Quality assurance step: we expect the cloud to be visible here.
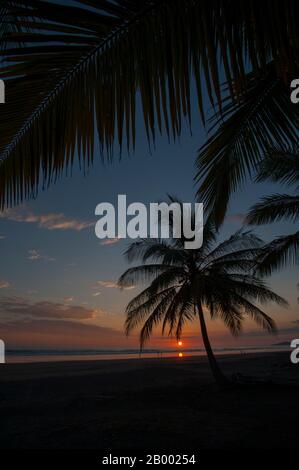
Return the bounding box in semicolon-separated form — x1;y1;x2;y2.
0;280;10;289
100;238;121;246
97;280;135;290
0;318;130;349
0;235;6;240
92;291;101;297
0;208;93;231
26;289;38;295
0;296;96;320
97;280;119;288
28;249;55;262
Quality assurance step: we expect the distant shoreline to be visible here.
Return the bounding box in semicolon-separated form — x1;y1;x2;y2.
4;346;291;365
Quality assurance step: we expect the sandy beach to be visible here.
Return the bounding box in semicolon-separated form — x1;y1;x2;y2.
0;351;298;449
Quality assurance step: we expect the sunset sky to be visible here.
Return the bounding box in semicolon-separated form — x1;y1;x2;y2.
0;103;298;351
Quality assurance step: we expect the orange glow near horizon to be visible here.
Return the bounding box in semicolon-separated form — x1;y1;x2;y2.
178;341;183;346
178;352;183;357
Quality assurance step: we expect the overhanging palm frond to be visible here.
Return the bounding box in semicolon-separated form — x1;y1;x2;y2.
255;231;299;275
247;145;299;273
257;147;299;186
0;2;25;44
195;65;299;226
1;0;299;208
247;194;299;225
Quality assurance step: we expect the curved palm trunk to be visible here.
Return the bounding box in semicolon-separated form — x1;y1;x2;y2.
197;304;228;386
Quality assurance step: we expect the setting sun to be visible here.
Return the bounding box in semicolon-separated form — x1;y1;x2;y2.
178;352;183;358
178;341;183;346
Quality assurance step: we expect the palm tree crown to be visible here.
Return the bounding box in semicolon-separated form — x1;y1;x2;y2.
118;208;287;384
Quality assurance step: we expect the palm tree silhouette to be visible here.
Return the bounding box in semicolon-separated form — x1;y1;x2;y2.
118;203;287;385
0;1;298;209
247;147;299;274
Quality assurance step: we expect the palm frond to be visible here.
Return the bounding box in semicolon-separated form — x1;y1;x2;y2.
161;282;193;336
257;147;299;186
1;1;299;207
256;231;299;275
125;284;177;313
125;286;176;335
138;290;175;348
202;230;263;266
175;298;194;340
124;238;186;265
218;306;243;337
118;263;179;287
234;296;277;334
208;254;261;274
247;194;299;225
195;65;299;226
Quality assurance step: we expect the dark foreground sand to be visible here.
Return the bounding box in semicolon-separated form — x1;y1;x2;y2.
0;351;298;449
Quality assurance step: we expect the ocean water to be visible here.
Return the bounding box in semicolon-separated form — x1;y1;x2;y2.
5;345;290;363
